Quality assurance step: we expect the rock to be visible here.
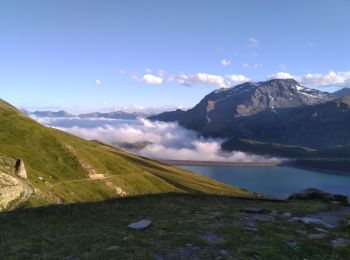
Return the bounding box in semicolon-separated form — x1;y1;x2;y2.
209;211;223;218
296;229;308;236
289;188;348;205
331;238;350;248
315;227;327;233
281;212;292;218
239;207;264;214
165;244;201;259
291;217;334;229
127;219;152;230
287;240;299;250
154;254;164;260
38;176;44;181
106;245;120;251
307;233;327;239
220;249;230;257
15;159;27;179
294;207;350;228
201;233;224;244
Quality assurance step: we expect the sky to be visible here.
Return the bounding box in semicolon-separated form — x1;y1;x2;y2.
1;0;350;112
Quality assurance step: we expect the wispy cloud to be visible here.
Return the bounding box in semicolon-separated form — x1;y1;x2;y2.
133;73;164;85
95;79;101;85
248;38;259;48
220;58;231;66
268;70;350;88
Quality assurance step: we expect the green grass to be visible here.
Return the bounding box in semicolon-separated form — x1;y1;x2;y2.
0;194;349;259
0;99;250;209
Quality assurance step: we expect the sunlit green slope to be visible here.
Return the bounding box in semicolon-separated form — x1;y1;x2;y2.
0;99;250;209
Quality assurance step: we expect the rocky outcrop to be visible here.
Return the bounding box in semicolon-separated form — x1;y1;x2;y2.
15;159;27;179
289;188;348;206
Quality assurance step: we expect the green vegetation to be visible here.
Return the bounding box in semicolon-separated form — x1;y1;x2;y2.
0;99;249;210
0;194;349;259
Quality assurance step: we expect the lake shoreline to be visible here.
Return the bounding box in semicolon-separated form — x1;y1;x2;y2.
158;159;350;175
157;159;283;167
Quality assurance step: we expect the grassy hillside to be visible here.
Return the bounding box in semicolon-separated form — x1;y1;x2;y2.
0;194;349;259
0;99;249;210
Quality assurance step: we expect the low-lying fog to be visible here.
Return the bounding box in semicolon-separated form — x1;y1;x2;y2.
32;116;281;163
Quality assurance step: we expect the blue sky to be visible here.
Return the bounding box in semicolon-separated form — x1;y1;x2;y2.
1;0;350;112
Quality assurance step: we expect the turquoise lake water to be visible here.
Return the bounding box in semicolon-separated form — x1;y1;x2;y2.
178;165;350;199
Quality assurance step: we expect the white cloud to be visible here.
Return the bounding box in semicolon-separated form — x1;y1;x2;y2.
242;63;249;69
221;59;231;66
118;69;126;75
226;74;250;84
176;73;250;88
248;38;259;48
133;74;164;85
145;68;152;73
268;70;350;88
300;71;350;87
268;72;296;80
36;117;281;163
95;80;101;85
177;73;228;88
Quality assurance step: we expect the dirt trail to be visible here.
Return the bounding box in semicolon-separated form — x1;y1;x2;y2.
0;172;34;211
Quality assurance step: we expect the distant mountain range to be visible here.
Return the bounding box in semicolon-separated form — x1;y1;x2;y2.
333;87;350;98
150;79;350;169
28;110;148;120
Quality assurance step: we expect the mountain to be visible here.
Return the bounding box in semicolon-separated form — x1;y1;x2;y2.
78;111;147;120
28;110;147;120
148;109;186;122
222;96;350;151
31;110;74;117
150;79;336;137
0;99;249;210
333;87;350;97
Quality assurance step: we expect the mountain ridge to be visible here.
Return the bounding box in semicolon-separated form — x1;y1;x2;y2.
150;79;336;137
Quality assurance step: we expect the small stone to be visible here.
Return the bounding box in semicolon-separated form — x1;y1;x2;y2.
127;219;152;230
287;240;299;250
38;176;44;181
307;233;327;239
107;245;120;251
210;211;223;218
296;229;308;236
270;210;279;216
154;254;164;260
239;207;264;214
201;233;224;244
291;217;333;229
220;249;230;257
331;238;350;248
315;227;327;233
281;212;292;218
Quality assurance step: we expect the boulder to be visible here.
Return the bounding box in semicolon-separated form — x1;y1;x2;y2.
15;159;27;179
331;238;350;248
239;207;264;214
288;188;348;206
127;219;152;230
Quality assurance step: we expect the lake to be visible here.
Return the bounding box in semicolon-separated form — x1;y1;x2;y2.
177;165;350;199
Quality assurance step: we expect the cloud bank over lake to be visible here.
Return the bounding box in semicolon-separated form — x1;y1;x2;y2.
32;116;281;163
